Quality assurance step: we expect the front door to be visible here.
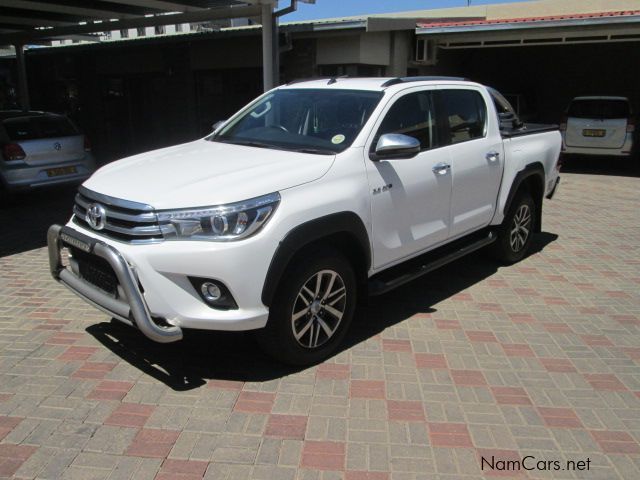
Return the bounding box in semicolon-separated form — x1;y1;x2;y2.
365;88;453;269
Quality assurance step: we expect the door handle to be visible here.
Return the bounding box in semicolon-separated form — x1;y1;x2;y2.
486;151;500;162
432;162;451;175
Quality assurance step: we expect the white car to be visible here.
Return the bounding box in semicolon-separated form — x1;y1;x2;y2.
48;77;561;365
560;96;635;158
0;110;96;194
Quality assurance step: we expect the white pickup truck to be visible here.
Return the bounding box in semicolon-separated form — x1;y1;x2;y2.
48;77;561;365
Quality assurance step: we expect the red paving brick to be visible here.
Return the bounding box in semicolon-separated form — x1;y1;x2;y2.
581;335;614;347
316;363;350;380
265;414;308;439
234;391;275;413
0;416;22;441
591;431;640;454
301;441;345;471
435;319;462;329
584;374;628;391
58;345;99;361
0;444;38;477
451;370;487;386
105;403;155;428
350;380;386;399
538;407;583;429
206;379;244;390
539;358;577;373
467;330;499;342
381;339;412;352
345;471;390;480
155;458;208;480
72;361;117;380
490;387;532;406
501;343;536;357
415;353;448;369
387;400;426;422
428;422;473;448
87;380;134;401
126;429;180;458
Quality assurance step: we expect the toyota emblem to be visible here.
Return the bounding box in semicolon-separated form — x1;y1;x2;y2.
86;203;107;230
54;142;62;151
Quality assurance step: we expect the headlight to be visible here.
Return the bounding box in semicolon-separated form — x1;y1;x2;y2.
157;192;280;241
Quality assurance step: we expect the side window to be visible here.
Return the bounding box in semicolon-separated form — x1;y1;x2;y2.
441;89;487;144
374;91;437;151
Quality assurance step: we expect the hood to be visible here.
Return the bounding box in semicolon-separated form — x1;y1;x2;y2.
83;139;335;209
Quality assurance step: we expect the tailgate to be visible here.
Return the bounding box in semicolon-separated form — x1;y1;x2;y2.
19;135;87;166
565;117;627;149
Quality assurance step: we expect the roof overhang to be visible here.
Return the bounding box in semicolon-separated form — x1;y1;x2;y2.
0;0;275;46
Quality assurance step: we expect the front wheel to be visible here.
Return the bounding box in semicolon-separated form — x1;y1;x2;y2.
256;248;357;366
491;191;535;264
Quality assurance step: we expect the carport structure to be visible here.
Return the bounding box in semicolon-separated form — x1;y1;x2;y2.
0;0;305;111
416;9;640;122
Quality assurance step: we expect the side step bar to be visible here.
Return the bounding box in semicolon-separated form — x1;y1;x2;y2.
368;230;497;296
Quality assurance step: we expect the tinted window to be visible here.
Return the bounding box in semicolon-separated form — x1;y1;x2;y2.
212;89;383;154
374;91;437;151
3;116;78;141
568;99;630;119
441;89;487;144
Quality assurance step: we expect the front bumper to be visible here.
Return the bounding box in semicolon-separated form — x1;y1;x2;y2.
48;223;272;343
48;224;183;343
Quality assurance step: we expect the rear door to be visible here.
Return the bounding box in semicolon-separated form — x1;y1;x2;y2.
2;115;86;166
565;99;629;149
439;87;504;238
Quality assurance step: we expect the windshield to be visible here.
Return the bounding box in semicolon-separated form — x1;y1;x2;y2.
568;99;630;119
208;88;383;154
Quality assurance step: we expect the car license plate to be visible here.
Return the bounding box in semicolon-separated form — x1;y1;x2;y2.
582;129;606;138
47;166;77;177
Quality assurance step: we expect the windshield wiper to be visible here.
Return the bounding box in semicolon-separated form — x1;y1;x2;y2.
215;138;277;149
291;147;336;155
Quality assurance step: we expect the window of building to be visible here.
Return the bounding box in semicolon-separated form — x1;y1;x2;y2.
374;91;437;151
440;89;487;144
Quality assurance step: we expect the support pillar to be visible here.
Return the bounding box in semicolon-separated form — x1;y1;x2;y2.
15;44;30;112
261;3;275;91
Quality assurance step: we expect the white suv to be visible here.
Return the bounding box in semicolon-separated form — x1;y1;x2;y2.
48;77;561;365
560;96;635;158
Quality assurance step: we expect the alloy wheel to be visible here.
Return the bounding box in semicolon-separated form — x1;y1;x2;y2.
509;204;531;252
291;269;347;348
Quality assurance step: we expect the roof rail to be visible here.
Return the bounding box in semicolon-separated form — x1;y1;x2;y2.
381;76;468;87
286;77;332;85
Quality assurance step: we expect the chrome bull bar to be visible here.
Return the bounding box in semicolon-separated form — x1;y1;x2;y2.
47;224;183;343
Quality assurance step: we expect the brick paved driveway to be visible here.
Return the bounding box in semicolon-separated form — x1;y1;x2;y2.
0;170;639;479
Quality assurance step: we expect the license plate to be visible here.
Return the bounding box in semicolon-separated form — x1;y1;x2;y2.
582;129;606;138
47;166;77;177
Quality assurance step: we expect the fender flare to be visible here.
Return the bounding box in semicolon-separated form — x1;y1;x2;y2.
261;212;371;307
503;162;545;232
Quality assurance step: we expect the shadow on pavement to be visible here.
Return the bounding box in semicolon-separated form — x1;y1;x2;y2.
0;186;77;257
560;155;639;178
86;232;558;391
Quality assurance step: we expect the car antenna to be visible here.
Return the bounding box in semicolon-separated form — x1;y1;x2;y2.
327;75;348;85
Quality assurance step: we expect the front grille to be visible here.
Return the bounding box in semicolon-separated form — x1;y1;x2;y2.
71;247;119;297
72;187;163;243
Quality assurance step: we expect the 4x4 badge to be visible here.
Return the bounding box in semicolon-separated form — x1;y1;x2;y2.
372;183;393;195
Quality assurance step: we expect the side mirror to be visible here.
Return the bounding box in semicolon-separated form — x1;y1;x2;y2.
371;133;420;161
212;120;226;132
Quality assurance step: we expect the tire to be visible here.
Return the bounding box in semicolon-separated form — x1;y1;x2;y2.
491;190;536;264
255;247;357;366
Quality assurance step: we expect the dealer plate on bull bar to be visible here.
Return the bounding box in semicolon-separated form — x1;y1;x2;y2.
60;226;94;253
582;129;606;137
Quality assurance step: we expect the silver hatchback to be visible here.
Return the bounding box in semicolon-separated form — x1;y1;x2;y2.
0;111;96;193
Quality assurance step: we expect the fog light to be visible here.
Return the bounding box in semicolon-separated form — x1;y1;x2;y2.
189;277;238;310
201;282;222;301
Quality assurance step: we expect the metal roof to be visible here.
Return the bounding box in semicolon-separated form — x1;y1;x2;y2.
0;0;270;46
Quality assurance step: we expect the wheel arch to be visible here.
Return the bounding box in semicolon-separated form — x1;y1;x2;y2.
503;162;545;233
261;212;371;307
